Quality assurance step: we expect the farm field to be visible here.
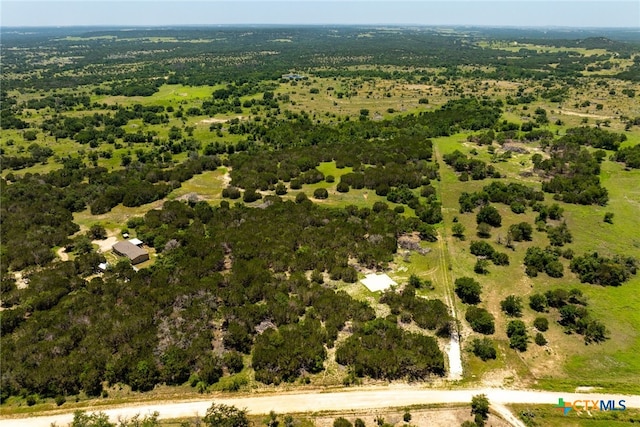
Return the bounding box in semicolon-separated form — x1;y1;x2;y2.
1;25;640;425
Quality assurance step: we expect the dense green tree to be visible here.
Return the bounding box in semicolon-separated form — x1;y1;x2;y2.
476;205;502;227
455;277;482;304
204;403;250;427
465;307;495;334
470;338;497;361
529;293;548;312
500;295;523;317
471;394;490;425
313;188;329;199
533;317;549;332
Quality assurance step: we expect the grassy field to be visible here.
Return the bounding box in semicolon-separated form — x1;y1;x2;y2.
508;404;640;426
422;128;640;393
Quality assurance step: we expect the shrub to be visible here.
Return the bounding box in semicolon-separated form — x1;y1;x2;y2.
455;277;482;304
452;222;465;239
465;307;495;334
275;182;287;195
477;223;492;238
222;186;241;199
242;188;262;203
529;293;548;312
471;394;490;423
333;417;353;427
474;259;489;274
476;205;502;227
533;317;549;332
491;252;510;266
313;188;329;199
470;337;497;361
534;332;547;346
290;179;302;190
470;240;494;257
509;222;533;241
295;192;308;203
500;295;523;317
336;181;350;193
507;320;529;351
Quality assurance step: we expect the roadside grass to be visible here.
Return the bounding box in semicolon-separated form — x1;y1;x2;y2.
508;404;640;427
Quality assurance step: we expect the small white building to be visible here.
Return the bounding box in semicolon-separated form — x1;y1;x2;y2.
128;238;143;247
360;273;397;292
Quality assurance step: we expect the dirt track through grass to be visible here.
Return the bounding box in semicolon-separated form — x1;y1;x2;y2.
433;144;463;380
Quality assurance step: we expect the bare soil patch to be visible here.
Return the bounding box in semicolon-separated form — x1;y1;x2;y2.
93;236;118;253
56;247;69;261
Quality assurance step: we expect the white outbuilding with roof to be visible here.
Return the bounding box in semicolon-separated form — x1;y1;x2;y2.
128;238;143;246
360;273;397;292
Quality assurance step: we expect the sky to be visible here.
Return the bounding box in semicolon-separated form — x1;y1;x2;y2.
2;0;639;28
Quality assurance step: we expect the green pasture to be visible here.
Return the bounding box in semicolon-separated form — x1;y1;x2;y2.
430;131;640;393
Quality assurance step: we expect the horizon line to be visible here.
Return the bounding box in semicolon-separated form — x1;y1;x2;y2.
3;24;639;29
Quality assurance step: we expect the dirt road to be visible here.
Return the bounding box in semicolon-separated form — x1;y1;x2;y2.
3;386;639;427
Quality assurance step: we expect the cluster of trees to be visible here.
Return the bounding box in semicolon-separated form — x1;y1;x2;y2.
546;222;572;246
459;182;546;218
508;222;533;242
469;240;510;270
443;150;501;181
380;286;452;335
455;277;482;304
535;138;609;205
465;307;495;335
478;181;544;212
469;337;497;361
613;144;640;168
252;318;327;384
506;320;529;352
529;288;608;344
0;91;28;130
1;142;54;171
96;79;163;97
3;196;421;400
59;403;251;427
23;93;91;111
335;318;445;380
0;176;80;271
570;252;637;286
524;246;566;278
561;126;627;151
227;125;435;193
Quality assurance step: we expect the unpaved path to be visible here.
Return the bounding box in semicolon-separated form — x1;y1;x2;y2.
558;109;614;120
56;247;69;261
433;141;463;381
3;387;639;427
491;403;527;427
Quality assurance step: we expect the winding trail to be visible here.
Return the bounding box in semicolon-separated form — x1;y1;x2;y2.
3;386;639;427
